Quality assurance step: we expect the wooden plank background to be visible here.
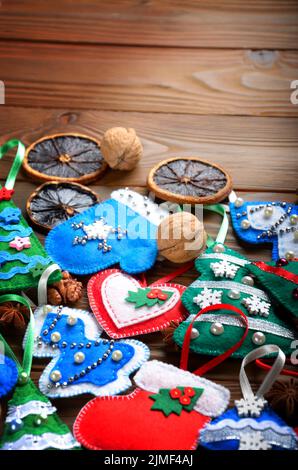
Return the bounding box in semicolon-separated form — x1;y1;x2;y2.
0;1;297;434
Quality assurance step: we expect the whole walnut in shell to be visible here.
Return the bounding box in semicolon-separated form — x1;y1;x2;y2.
157;212;206;263
100;127;142;170
48;271;83;305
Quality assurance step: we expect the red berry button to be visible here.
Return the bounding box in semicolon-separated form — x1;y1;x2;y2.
184;387;195;398
158;292;168;301
179;395;191;406
169;388;182;399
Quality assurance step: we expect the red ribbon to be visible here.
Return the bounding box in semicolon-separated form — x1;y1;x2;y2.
140;261;194;288
180;303;249;376
256;359;298;378
254;261;298;285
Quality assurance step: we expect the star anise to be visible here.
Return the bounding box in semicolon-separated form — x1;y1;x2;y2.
161;320;180;349
0;302;30;331
265;379;298;425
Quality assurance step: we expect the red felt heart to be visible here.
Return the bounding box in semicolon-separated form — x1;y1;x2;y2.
74;388;209;450
87;269;187;338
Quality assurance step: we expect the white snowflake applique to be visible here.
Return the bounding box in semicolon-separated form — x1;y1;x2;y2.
193;287;223;308
72;217;127;253
210;260;240;279
242;295;270;317
239;431;272;450
235;396;267;418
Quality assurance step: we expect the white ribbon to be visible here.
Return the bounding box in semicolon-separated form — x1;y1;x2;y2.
37;264;61;306
239;344;286;401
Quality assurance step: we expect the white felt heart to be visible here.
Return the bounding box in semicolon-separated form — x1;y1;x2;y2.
101;272;180;329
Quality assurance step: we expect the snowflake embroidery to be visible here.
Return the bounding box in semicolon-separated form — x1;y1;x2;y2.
242;295;270;317
193;287;223;308
235;396;267;418
210;260;240;279
72;218;127;253
239;431;272;450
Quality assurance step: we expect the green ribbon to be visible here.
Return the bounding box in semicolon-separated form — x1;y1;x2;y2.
0;139;26;190
0;294;34;376
204;203;229;247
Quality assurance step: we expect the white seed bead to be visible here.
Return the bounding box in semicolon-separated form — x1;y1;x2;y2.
252;332;265;345
228;289;241;300
234;197;244;208
241;219;250;230
50;332;61;343
74;352;85;364
210;322;224;336
67;315;78;326
263;207;273;218
213;244;225;253
290;214;298;225
111;350;123;362
50;370;62;382
286;251;295;261
190;328;199;339
241;275;254;287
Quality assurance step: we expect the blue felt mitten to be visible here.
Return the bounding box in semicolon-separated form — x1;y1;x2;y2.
230;197;298;261
24;305;150;398
45;189;169;275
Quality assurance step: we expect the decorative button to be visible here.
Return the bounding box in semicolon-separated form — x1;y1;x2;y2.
276;258;288;267
111;350;123;362
74;352;85;364
50;370;62;382
290;214;298;225
263;206;273;218
241;275;254;287
241;219;250;230
170;388;182;399
51;331;61;343
285;251;295;261
252;332;265;345
234;198;244;208
67;315;78;326
190;328;199;339
213;244;225;253
210;322;224;336
8;419;24;434
18;371;29;385
228;289;241;300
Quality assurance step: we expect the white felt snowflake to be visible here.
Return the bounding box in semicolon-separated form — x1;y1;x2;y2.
72;218;127;253
83;220;114;240
235;396;267;418
210;260;240;279
193;287;223;308
242;295;270;317
239;432;272;450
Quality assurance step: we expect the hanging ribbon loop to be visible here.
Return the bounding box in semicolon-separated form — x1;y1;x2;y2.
180;303;249;376
239;344;286;401
0;294;34;376
37;263;61;306
204;204;229;247
0;139;26;190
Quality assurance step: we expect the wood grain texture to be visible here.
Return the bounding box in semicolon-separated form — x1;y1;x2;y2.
0;0;298;49
1;42;297;116
0;107;297;192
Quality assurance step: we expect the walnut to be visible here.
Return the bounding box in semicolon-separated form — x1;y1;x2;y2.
48;271;83;305
100;127;142;170
157;212;207;263
0;302;29;331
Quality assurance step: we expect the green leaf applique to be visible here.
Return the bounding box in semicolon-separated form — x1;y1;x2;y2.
125;287;173;308
149;386;204;417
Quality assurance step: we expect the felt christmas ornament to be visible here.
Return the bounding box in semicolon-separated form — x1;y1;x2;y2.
87;263;192;338
45;187;169;275
229;191;298;261
0;139;61;293
200;345;298;450
23;268;150;398
248;258;298;328
0;355;18;398
73;305;248;450
173;242;296;358
0;294;79;450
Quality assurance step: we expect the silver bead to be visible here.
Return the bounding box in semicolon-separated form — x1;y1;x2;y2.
74;352;85;364
290;214;298;225
111;350;123;362
50;332;61;343
252;331;265;345
241;219;250;230
67;315;78;326
228;289;241;300
263;207;273;218
213;244;225;253
190;328;199;339
241;275;254;287
286;250;295;261
50;370;62;382
234;197;244;208
210;322;224;336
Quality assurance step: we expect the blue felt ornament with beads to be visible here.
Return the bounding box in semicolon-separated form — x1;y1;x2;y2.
199;345;297;451
45;188;169;275
24;303;150;398
229;192;298;262
0;354;18;398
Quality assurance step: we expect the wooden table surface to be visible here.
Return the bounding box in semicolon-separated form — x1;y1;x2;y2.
0;1;297;433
